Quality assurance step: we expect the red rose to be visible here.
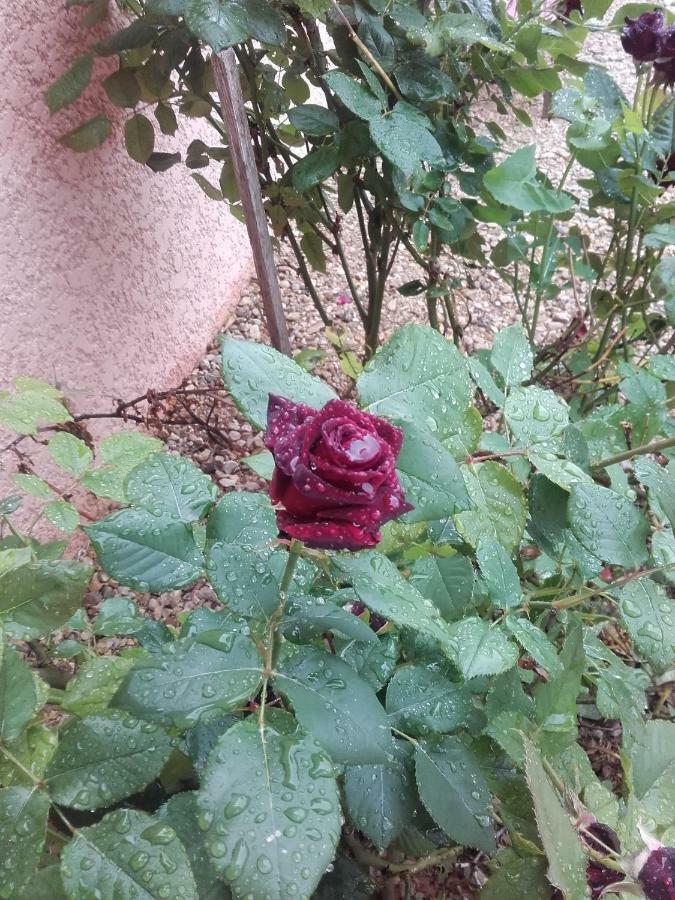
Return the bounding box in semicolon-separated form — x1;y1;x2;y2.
264;395;412;550
639;847;675;900
655;25;675;86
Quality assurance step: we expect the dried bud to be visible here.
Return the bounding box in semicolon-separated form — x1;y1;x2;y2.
621;9;664;62
638;847;675;900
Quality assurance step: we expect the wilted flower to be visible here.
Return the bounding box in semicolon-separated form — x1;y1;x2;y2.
655;24;675;85
621;9;664;62
264;395;412;550
336;293;350;306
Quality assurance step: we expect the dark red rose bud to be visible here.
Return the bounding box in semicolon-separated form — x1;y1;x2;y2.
369;613;386;632
587;861;622;898
583;822;621;855
264;395;413;551
621;9;664;62
349;601;366;617
638;847;675;900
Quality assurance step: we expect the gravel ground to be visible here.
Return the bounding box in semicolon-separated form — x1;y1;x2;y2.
60;15;640;897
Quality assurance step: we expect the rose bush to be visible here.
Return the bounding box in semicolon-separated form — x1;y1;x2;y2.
1;324;675;898
265;395;411;550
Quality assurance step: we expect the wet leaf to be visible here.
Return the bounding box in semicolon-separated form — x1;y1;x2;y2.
274;644;393;764
60;808;198;899
114;630;262;729
125;453;217;523
45;712;172;809
0;787;49;897
198;714;340;899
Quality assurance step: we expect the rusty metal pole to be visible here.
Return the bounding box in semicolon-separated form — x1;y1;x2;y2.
212;49;291;355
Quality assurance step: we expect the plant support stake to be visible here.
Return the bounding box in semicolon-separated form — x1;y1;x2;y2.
212;49;291;355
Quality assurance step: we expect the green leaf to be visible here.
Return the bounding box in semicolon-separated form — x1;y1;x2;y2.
20;864;68;900
504;386;569;446
44;54;93;114
93;596;143;636
386;665;479;735
48;432;93;477
369;113;443;176
323;71;382;120
447;617;518;679
184;0;284;49
191;172;223;200
45;712;172;809
357;324;471;436
455;461;527;551
10;474;53;500
288;105;339;136
61;808;198;899
197;714;340;898
300;230;326;272
568;482;648;568
206;544;286;617
103;69;141;107
415;735;495;852
527;451;591;491
491;324;533;389
467;356;504;406
124;114;155;163
281;594;377;644
220;336;336;430
58;114;112;152
154;101;178;135
484;147;574;213
43;500;79;533
60;656;134;717
396;423;470;523
334;631;399;691
292;144;340;191
0;787;49;897
0;560;91;639
635;458;675;530
81;432;163;502
408;553;476;622
241;450;274;480
476;537;521;609
628;720;675;797
334;552;455;655
84;510;204;592
274;644;393;764
534;622;585;755
482;848;551;900
113;631;262;729
504;617;563;676
0;381;71;435
523;737;589;899
205;492;276;545
125;452;217;523
156;793;229;900
0;639;40;742
618;578;675;672
343;743;416;850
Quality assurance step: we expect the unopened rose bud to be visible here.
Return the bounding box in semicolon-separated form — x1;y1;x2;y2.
655;25;675;86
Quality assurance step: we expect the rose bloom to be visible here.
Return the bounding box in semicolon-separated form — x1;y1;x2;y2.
621;10;664;62
264;395;412;550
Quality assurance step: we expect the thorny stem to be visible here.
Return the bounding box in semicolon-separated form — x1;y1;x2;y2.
258;539;302;727
526;563;675;611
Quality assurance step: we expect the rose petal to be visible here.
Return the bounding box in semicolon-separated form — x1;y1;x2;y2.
264;395;316;453
276;511;380;551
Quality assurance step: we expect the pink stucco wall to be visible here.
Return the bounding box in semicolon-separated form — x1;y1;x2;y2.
0;2;252;413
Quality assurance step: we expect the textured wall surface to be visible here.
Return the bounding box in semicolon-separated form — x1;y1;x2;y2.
0;2;252;413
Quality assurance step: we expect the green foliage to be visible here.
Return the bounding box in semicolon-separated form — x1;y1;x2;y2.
1;323;674;897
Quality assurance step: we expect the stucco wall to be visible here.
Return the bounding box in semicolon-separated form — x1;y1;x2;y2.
0;2;252;414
